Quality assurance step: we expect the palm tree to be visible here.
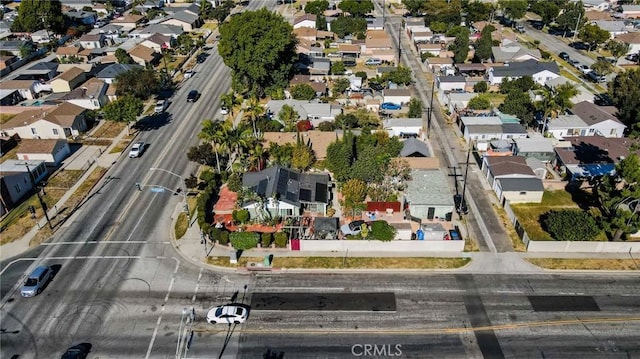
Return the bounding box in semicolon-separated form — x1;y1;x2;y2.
248;143;266;171
198;119;230;173
225;126;255;171
537;83;577;133
244;96;265;137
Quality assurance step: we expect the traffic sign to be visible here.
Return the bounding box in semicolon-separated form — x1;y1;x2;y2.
150;187;165;193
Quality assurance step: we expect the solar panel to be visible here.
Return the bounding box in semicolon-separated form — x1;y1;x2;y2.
315;183;328;202
299;188;312;201
257;179;268;195
277;172;289;195
285;192;297;203
289;172;299;181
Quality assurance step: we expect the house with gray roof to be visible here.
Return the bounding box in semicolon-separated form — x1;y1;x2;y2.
241;165;331;218
491;45;541;63
399;137;431;157
403;169;454;221
95;63;143;84
488;59;560;86
160;9;201;32
265;99;342;127
0;40;33;57
512;136;555;162
129;23;184;40
495;177;544;204
481;156;543;204
383;118;423;138
459;116;527;142
546;114;591;139
568;101;626;138
590;20;629;38
0;20;12;40
436;75;467;92
20;62;59;81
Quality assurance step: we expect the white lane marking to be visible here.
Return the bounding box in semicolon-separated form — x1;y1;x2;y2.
40;241;171;245
146;258;181;359
192;268;203;303
496;290;524;294
125;194;159;242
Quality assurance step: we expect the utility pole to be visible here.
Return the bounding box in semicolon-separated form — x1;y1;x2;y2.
428;79;435;137
448;166;462;195
382;0;385;29
397;23;402;67
25;163;53;230
461;146;472;205
572;11;582;43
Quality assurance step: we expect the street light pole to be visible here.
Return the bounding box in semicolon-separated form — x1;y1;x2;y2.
149;167;191;226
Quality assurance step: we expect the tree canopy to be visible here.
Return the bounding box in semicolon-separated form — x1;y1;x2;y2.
290;83;316;100
542;209;601;241
102;95;143;125
305;0;329;15
579;23;610;51
115;68;160;99
450;27;470;63
424;0;461;29
608;68;640;134
556;1;585;33
329;16;366;38
338;0;374;17
498;0;528;20
11;0;65;34
219;8;298;97
499;89;535;126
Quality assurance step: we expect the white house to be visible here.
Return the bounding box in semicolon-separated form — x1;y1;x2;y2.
382;89;412;105
488;59;560;86
16;139;71;166
591;20;629;38
621;5;640;18
293;14;317;29
546;114;592;139
614;32;640;55
78;33;106;49
0;160;48;213
382;118;423;138
59;77;108;110
403;169;455;221
30;29;51;44
568;101;627;138
436;76;467;92
481;156;541;203
265;99;342;127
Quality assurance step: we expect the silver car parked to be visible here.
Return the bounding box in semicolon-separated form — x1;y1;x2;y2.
21;265;52;297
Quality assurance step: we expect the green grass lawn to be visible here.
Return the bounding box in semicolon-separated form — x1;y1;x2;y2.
484;93;507;107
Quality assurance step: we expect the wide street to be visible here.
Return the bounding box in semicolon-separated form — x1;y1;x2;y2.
1;2;639;359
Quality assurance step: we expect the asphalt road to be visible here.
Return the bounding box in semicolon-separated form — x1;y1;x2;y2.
0;1;268;358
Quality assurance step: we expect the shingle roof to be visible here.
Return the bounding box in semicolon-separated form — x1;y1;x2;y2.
492;46;541;63
491;59;560;77
17;139;65;153
55;66;85;82
497;177;544;192
400;138;431;157
485;156;535;176
95;63;142;79
570;101;625;126
242;165;330;207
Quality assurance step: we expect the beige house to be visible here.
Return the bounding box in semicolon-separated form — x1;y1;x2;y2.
0;80;41;100
1;102;88;140
141;33;172;52
112;14;145;31
16;139;71;166
59;77;109;110
56;46;83;61
129;44;159;66
51;67;86;93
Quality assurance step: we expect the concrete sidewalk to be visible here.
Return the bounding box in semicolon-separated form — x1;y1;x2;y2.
0;128;130;261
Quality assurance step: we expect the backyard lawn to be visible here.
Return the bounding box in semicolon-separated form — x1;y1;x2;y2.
511;190;580;241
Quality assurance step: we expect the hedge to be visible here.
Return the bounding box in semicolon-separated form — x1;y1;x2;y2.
261;232;273;247
230;232;259;250
274;232;288;248
219;231;229;245
368;221;397;241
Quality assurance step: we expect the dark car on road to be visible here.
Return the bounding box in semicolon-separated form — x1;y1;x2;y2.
187;90;199;102
559;52;570;61
61;344;90;359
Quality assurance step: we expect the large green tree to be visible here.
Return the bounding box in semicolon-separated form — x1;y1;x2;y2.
211;0;234;24
424;0;461;28
290;83;316;100
579;23;610;51
329;16;366;38
498;0;528;21
115;48;134;64
464;1;493;24
338;0;374;17
407;98;423;118
219;9;298;98
542;209;601;241
529;1;560;26
451;27;470;63
593;154;640;241
115;68;159;99
591;59;614;76
499;89;535;126
402;0;425;17
608;68;640;134
11;0;65;34
304;0;329;16
556;1;585;34
606;40;630;63
102;95;143;127
474;25;495;62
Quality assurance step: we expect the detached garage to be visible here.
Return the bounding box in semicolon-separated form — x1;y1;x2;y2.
16;139;71;166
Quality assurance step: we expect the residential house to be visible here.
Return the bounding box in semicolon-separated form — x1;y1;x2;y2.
544;76;593;104
289;74;327;97
112;14;145;32
481;156;543;204
20;62;59;81
512;136;556;162
444;92;477;114
424;57;454;75
95;63;143;84
1;80;43;100
16;139;71;166
546;114;592;139
416;43;446;57
0;89;22;105
262;131;342;160
621;5;640;18
383;118;423;138
133;0;164;13
403;169;455;221
97;24;125;40
308;57;331;76
1;102;88;140
293;14;317;29
160;10;201;32
294;27;318;43
459;116;527;142
436;76;467;92
383;89;412;105
30;29;51;44
50;67;86;93
491;45;541;63
456;63;489;77
364;30;394;61
399;137;431;157
129;23;184;39
265;99;342;127
56;46;84;62
488;59;560;86
64;10;97;26
406;25;433;43
141;33;173;52
129;44;159;66
569;101;626;138
0;40;31;57
0;160;48;213
241;165;331;217
553;136;639;181
79;34;106;49
338;44;361;58
613;32;640;55
591;20;628;38
366;17;384;30
582;0;613;12
59;77;108;110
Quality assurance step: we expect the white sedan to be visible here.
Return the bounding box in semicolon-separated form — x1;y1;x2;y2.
206;304;250;324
